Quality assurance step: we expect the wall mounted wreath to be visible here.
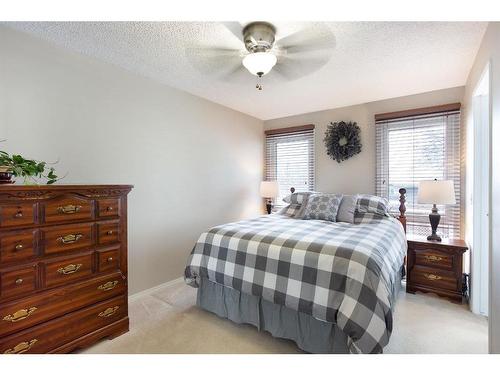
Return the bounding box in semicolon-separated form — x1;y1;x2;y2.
324;121;362;163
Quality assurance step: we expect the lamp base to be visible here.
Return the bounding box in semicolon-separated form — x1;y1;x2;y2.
427;205;442;242
266;202;272;215
427;233;442;242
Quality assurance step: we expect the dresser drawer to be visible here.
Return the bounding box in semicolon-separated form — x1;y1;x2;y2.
0;203;37;228
0;295;127;354
98;248;120;273
410;266;458;292
0;272;125;338
0;229;37;264
42;195;93;224
97;221;120;246
43;252;94;289
41;222;94;256
97;199;120;219
413;248;454;270
0;265;37;300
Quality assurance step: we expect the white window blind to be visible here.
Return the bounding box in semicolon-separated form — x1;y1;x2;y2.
375;109;461;238
265;126;315;203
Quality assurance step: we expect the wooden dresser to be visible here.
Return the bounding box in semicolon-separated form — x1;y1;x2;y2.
406;235;468;303
0;185;132;354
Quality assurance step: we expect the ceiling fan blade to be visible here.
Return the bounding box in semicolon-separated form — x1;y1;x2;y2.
221;22;244;42
276;24;336;55
185;46;243;77
271;54;331;81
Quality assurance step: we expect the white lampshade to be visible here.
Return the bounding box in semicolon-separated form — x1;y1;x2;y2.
417;180;456;205
242;52;277;76
260;181;279;198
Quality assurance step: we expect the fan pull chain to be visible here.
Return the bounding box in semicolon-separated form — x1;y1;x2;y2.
255;76;263;91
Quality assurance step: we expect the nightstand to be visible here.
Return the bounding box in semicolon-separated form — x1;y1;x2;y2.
406;235;468;303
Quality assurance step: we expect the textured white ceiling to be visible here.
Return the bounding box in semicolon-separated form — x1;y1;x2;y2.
6;22;487;120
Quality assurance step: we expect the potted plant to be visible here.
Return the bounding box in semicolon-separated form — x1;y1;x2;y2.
0;150;60;185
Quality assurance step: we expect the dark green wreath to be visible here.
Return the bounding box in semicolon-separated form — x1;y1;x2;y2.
324;121;362;163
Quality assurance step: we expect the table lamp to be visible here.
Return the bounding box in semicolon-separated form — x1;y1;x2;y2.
260;181;279;214
417;179;456;241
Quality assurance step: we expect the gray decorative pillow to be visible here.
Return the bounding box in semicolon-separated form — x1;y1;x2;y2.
355;194;390;216
336;195;356;223
277;204;302;217
300;193;343;222
283;191;316;205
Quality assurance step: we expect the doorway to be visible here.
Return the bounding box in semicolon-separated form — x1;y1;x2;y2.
471;62;491;316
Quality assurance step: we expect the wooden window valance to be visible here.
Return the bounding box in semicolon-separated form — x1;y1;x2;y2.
374;103;461;122
264;124;315;136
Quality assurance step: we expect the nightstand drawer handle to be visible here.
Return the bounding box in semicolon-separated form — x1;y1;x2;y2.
57;263;82;275
57;233;83;244
424;255;444;262
424;273;442;281
3;307;37;323
98;281;118;291
4;339;38;354
98;306;119;318
57;205;81;214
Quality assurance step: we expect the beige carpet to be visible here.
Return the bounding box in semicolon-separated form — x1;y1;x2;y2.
81;280;488;354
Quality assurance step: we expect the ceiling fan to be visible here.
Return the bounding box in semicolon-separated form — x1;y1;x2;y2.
185;22;336;90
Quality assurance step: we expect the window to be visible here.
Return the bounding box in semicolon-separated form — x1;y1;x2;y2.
375;105;462;238
265;125;315;204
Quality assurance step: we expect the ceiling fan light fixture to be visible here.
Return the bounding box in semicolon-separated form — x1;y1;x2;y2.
242;52;277;77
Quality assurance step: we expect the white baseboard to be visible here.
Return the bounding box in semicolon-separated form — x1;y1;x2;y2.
128;276;184;303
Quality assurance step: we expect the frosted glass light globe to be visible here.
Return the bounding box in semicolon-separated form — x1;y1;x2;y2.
242;52;277;76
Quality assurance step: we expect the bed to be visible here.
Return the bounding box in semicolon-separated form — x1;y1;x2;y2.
184;189;408;354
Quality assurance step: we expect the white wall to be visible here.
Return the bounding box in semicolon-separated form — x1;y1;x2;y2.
463;22;500;354
0;26;264;294
264;87;464;195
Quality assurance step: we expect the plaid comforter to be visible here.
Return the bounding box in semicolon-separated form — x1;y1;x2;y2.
184;214;406;353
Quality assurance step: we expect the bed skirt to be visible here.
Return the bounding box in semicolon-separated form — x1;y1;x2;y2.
196;277;350;353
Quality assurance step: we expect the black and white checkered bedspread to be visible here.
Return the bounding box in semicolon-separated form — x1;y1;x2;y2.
184;214;407;353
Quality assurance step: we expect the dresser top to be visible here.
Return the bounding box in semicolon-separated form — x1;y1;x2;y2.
0;184;133;190
407;234;468;249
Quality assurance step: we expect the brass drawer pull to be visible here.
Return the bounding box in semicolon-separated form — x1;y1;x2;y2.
14;211;23;218
97;281;118;291
106;206;114;212
424;273;442;281
424;255;444;262
3;307;37;323
57;233;83;244
4;339;38;354
98;306;119;318
107;257;113;262
57;204;82;214
57;263;82;275
15;278;23;285
106;230;113;235
15;243;24;251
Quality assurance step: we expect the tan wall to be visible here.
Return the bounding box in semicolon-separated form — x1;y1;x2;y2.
462;22;500;353
0;27;264;295
264;86;464;195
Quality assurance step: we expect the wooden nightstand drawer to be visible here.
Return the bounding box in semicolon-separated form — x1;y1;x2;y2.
406;235;468;303
413;248;453;270
410;266;458;291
